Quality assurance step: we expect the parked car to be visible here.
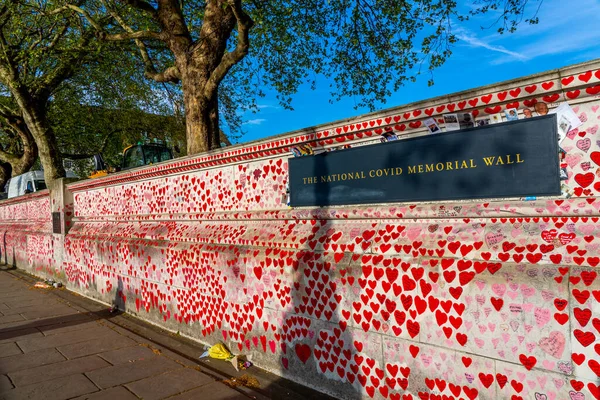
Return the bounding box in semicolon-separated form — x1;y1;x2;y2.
6;170;77;199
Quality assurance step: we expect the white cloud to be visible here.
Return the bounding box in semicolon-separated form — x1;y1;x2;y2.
491;29;600;65
244;118;267;125
454;0;600;66
455;29;528;61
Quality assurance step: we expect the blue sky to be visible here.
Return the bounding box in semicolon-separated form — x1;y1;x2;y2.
236;0;600;144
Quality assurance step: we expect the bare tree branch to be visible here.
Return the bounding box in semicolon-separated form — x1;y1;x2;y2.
100;30;163;41
145;65;181;82
0;29;18;82
0;103;17;120
49;4;104;31
0;146;20;164
0;110;37;166
47;24;69;51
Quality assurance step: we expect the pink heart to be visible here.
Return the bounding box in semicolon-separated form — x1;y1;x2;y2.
569;392;585;400
566;129;578;140
576;138;591;152
565;153;582;167
492;283;506;297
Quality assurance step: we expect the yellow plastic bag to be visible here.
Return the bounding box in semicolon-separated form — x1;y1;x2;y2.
208;343;234;360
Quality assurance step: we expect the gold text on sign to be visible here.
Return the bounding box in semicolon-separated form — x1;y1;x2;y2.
300;154;524;184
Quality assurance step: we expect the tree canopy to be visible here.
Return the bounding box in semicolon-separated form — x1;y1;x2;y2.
0;0;543;186
0;0;185;185
62;0;542;154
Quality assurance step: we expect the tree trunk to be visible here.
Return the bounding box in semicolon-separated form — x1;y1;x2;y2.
7;85;65;185
0;163;11;190
181;63;224;154
35;130;65;185
11;122;38;177
182;77;215;154
0;119;38;179
167;0;238;155
19;104;65;185
10;146;36;177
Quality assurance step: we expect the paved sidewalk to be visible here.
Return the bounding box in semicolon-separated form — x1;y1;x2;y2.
0;268;326;400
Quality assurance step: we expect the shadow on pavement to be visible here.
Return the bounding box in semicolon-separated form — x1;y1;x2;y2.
0;268;123;341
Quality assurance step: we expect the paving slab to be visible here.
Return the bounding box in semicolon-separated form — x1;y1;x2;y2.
98;339;198;369
85;356;182;389
17;325;121;353
0;293;47;303
0;314;25;326
0;373;99;400
167;381;249;400
0;312;90;333
8;355;110;387
0;269;330;400
2;298;55;310
0;342;21;358
0;327;43;344
1;303;73;316
20;306;77;320
37;320;99;336
57;333;139;360
0;374;13;392
96;344;157;365
71;385;139;400
125;367;215;400
0;347;65;374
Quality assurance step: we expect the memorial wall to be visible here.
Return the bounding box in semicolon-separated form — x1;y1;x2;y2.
2;59;600;399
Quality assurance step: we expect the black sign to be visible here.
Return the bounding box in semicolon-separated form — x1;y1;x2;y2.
289;115;560;207
52;212;62;234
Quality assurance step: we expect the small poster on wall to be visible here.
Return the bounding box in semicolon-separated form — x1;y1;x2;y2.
444;113;474;131
458;112;475;129
504;109;519;121
550;102;582;143
443;114;460;131
380;131;399;142
490;113;503;124
424;117;441;134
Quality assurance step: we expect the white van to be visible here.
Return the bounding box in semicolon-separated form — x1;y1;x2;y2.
5;170;77;199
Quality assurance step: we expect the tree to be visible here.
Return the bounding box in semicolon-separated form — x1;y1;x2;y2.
48;50;188;177
0;0;189;186
61;0;542;156
0;0;107;185
0;97;38;187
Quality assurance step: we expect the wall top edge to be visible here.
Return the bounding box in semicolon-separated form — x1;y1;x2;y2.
0;190;49;206
67;58;600;192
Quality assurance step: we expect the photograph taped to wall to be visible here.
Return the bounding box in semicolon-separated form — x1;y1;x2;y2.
490;113;503;124
457;112;474;129
550;102;582;143
443;113;460;131
380;131;399;142
557;115;571;143
504;109;519;121
424;117;441;134
476;118;491;127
